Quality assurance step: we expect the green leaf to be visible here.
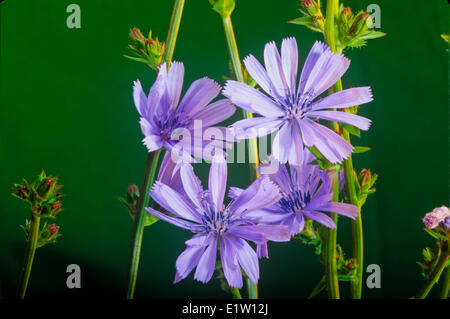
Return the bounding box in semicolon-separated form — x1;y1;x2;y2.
289;16;322;32
353;146;371;154
341;123;360;137
143;212;159;227
359;31;387;40
308;276;326;299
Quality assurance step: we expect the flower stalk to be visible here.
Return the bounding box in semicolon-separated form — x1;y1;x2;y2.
125;149;162;298
215;1;259;298
416;241;449;299
18;213;40;299
322;0;341;299
221;14;260;180
125;0;185;299
440;267;450;299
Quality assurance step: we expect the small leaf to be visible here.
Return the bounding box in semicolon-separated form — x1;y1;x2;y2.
143;212;159;227
353;146;371;154
289;16;322;32
341;123;360;137
360;31;387;40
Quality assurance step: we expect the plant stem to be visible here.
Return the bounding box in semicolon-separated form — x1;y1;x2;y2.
125;0;184;299
18;213;40;299
246;277;258;299
417;242;449;299
232;287;242;299
125;149;162;299
324;169;340;298
221;13;259;298
440;264;450;299
322;0;340;299
221;15;260;180
440;266;450;299
163;0;185;64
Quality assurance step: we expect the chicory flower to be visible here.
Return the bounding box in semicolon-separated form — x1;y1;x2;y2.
133;62;235;162
223;38;373;164
146;156;290;288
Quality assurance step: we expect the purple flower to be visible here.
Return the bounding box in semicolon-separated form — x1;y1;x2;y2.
146;156;290;288
423;206;450;229
223;38;373;164
230;154;359;239
133;62;235;161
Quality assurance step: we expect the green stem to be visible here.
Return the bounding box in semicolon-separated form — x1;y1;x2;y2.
18;213;40;299
417;242;449;299
125;0;184;299
125;149;162;299
322;0;340;299
440;266;450;299
232;287;243;299
163;0;185;64
221;15;260;180
324;169;340;298
221;13;259;298
246;277;258;299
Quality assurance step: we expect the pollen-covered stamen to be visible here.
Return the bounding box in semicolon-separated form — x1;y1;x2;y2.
279;188;311;214
282;89;315;120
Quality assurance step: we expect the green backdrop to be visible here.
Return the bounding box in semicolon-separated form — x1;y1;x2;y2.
0;0;448;299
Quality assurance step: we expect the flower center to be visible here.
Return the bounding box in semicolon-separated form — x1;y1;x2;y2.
279;188;311;214
282;89;315;120
158;113;192;142
200;193;230;234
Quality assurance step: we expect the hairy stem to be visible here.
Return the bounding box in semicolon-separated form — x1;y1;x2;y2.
221;13;259;298
417;242;449;299
18;213;40;299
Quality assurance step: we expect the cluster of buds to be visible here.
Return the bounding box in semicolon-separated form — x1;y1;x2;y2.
290;0;324;33
124;28;165;70
290;2;385;51
20;221;61;248
119;184;158;226
12;171;64;245
354;168;378;207
335;5;385;49
12;171;63;219
335;245;358;282
418;241;448;280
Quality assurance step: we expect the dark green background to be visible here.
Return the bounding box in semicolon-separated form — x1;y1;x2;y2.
0;0;448;299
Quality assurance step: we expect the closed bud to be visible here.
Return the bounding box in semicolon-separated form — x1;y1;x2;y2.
48;224;60;236
130;27;146;43
358;169;371;187
341;7;352;21
12;184;30;200
36;177;56;200
349;12;370;36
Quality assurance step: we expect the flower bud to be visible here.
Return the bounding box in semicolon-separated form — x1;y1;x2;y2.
125;28;165;70
130;27;146;43
341;7;352;21
12;184;30;200
36;177;56;200
349;12;370;36
48;224;60;236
